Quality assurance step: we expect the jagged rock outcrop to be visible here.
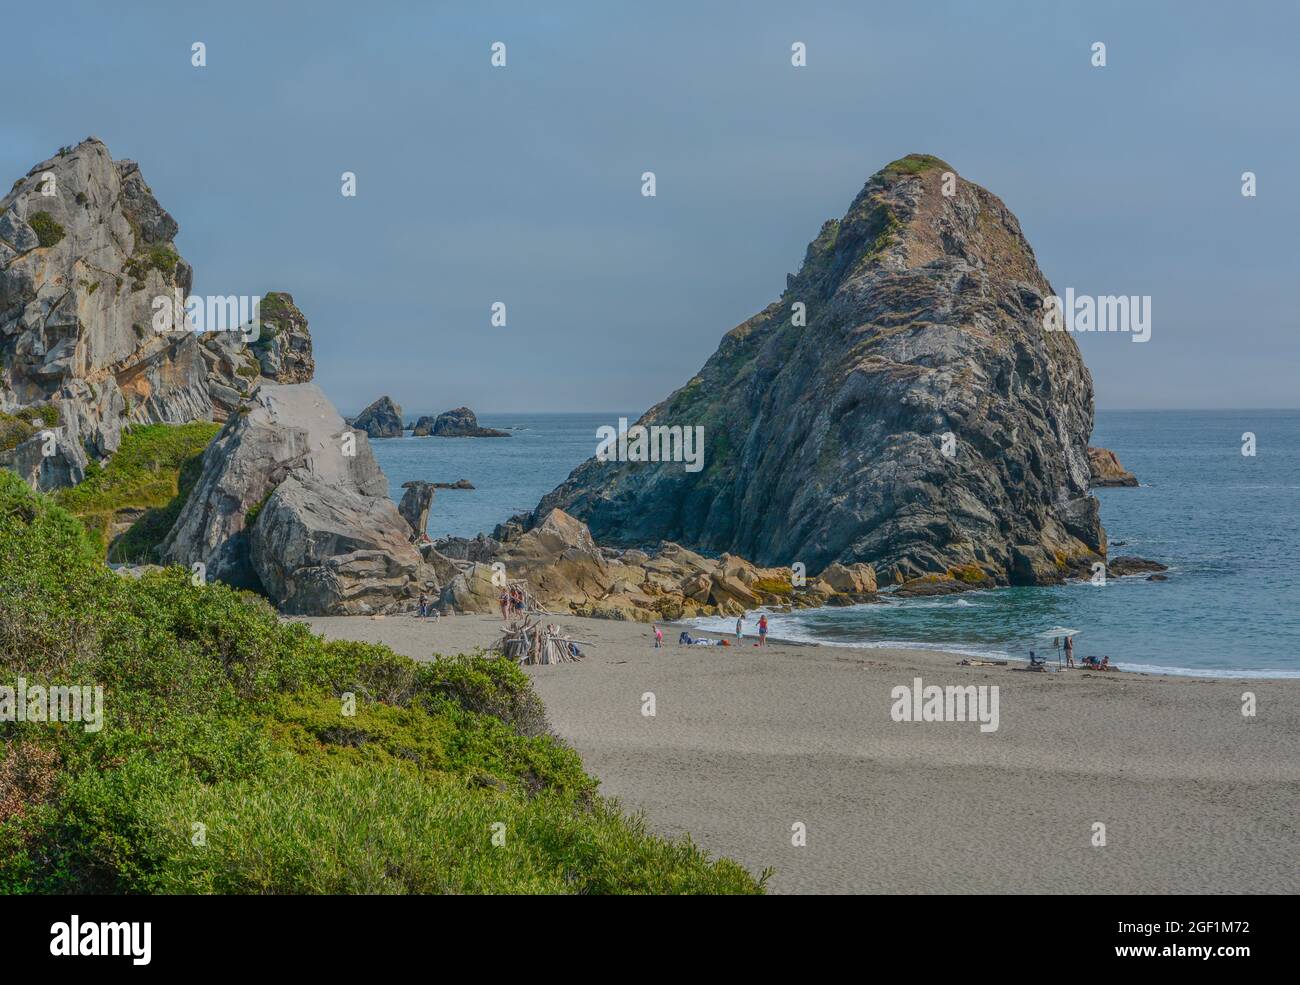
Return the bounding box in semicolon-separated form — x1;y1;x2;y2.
250;473;432;615
532;155;1107;586
398;480;435;540
1088;446;1138;487
432;532;503;563
437;508;875;620
429;407;509;437
251;292;314;384
0;138;311;489
352;396;403;438
411;415;436;436
160;382;434;612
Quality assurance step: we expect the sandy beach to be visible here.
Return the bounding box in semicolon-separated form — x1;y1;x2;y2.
302;612;1300;894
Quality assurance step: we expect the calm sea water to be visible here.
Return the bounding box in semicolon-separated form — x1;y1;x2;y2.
371;410;1300;677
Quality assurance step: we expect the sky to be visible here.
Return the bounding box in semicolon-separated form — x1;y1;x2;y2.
3;0;1296;414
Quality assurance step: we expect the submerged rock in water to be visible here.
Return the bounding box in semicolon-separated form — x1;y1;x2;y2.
1088;446;1139;487
531;154;1107;586
1107;556;1168;577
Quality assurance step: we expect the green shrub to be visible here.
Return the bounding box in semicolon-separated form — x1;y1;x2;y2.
0;405;59;451
0;474;765;894
0;413;36;453
243;491;270;530
27;211;65;248
123;245;180;289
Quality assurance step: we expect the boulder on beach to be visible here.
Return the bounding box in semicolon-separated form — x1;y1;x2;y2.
531;154;1107;587
249;473;433;615
160;382;434;612
437;508;877;621
813;561;879;595
352;396;403;438
429;407;509;437
1088;446;1139;487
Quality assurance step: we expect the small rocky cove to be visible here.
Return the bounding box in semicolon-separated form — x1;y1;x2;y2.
1;140;1165;619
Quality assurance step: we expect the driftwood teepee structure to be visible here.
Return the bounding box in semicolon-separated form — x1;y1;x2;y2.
494;617;588;665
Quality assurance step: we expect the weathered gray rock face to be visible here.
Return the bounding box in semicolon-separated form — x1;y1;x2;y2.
411;415;436;436
158;382;431;616
533;155;1106;586
0;138;207;479
0;138;303;489
430;406;509;437
397;480;435;540
251;292;314;384
250;473;435;615
352;396;403;438
432;532;503;563
0;426;86;489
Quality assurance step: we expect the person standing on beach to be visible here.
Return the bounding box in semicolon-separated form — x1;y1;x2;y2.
1064;635;1075;668
736;615;744;640
653;624;663;648
758;614;768;646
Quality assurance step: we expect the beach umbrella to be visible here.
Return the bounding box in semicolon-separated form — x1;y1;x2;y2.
1039;627;1080;638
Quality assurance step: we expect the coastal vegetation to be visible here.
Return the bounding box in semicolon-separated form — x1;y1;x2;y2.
0;404;61;452
0;472;765;894
53;421;221;558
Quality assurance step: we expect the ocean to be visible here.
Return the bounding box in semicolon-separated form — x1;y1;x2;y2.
370;410;1300;677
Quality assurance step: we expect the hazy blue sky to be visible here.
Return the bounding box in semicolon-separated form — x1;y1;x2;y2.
4;1;1296;413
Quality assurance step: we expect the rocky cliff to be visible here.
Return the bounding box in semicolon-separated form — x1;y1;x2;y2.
0;138;311;490
533;155;1106;586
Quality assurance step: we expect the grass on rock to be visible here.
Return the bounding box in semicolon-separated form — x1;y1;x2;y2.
54;421;221;560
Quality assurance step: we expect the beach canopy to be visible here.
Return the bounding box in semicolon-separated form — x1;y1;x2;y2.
1039;627;1081;638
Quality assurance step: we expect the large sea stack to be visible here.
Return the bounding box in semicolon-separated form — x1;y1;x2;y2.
533;155;1106;586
